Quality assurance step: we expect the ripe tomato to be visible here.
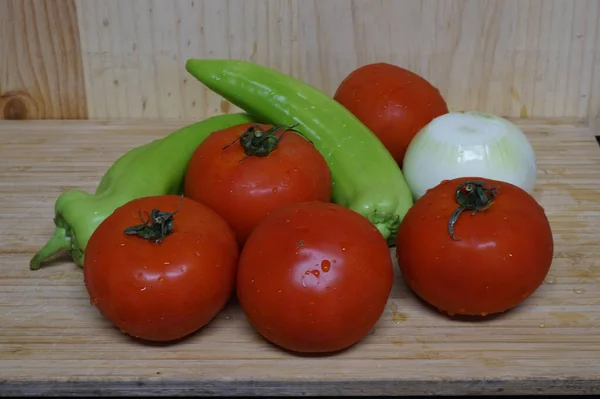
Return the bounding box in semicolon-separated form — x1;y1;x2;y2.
395;177;554;317
184;123;332;246
83;195;239;342
236;201;394;353
334;62;449;166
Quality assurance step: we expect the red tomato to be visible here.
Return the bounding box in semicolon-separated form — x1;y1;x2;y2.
334;62;449;166
395;177;554;317
236;201;394;353
184;123;332;246
83;195;239;342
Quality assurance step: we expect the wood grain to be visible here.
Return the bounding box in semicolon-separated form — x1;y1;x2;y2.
72;0;600;122
589;3;600;133
1;118;600;395
0;0;87;120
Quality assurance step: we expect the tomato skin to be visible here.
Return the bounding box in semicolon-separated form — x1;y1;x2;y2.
237;201;394;353
83;195;239;342
184;123;332;246
334;62;448;166
395;177;554;317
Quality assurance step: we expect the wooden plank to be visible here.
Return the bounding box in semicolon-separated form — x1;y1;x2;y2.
1;118;600;395
72;0;600;121
0;0;87;119
588;0;600;132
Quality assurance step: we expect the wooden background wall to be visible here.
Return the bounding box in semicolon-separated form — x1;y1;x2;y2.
1;0;599;131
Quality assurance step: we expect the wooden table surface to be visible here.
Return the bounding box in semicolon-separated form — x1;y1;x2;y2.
1;118;599;396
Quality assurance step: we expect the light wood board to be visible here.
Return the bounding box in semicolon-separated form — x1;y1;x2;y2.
1;118;600;396
1;0;600;125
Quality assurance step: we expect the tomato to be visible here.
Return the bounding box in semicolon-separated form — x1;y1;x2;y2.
395;177;554;317
83;195;239;342
334;62;449;166
184;123;332;246
236;201;394;353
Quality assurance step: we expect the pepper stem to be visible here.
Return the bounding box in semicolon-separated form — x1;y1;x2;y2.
30;227;71;270
223;124;300;160
124;197;183;243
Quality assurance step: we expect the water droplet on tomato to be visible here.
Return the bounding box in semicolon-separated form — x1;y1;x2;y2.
508;253;513;257
140;287;147;291
120;243;125;247
277;289;282;293
300;270;319;288
164;261;170;265
194;251;201;257
321;260;331;272
272;188;278;194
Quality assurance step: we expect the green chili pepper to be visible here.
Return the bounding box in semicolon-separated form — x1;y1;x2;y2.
185;59;414;243
30;112;256;270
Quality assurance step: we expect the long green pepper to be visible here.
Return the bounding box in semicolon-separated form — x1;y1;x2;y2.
30;113;256;270
185;59;414;242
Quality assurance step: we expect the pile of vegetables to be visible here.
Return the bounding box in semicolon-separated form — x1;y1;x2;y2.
29;59;554;353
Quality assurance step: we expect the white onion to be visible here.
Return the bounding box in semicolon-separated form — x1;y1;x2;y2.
402;111;537;200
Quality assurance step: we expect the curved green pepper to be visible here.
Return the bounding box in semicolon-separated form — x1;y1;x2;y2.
185;59;414;242
30;112;257;270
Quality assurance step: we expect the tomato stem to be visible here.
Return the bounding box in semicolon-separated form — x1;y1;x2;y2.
448;180;498;241
222;123;301;160
124;196;184;243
